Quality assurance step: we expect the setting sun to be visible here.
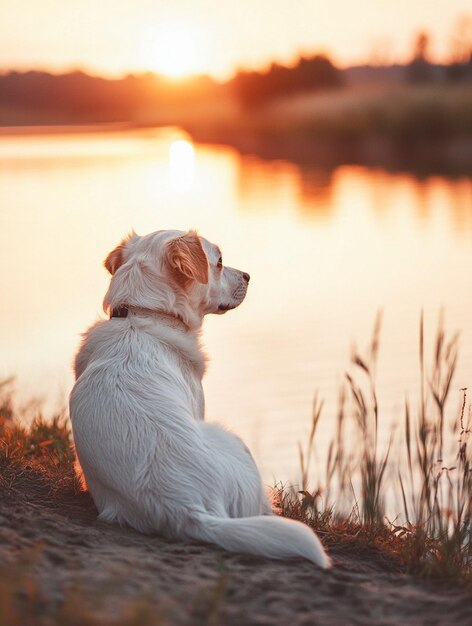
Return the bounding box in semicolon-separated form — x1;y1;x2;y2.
141;23;205;78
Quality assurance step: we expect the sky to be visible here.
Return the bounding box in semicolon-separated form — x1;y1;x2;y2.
1;0;471;79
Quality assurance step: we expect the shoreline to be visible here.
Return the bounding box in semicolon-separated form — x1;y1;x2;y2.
184;126;472;175
1;121;472;176
2;466;471;625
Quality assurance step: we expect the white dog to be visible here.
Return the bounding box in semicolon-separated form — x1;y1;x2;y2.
70;229;330;568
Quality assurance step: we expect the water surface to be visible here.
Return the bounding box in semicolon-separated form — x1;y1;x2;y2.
1;127;471;482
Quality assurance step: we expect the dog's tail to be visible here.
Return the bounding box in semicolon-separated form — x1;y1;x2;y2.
192;512;331;568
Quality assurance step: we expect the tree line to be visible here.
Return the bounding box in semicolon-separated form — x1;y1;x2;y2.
0;41;471;123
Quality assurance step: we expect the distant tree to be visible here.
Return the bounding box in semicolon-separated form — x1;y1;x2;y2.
232;54;342;109
413;32;430;62
407;31;434;83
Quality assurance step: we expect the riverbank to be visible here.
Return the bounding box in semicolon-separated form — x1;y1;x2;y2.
181;84;472;175
2;84;472;175
2;454;471;626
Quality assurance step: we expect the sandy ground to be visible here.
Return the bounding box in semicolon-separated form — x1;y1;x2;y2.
1;473;471;626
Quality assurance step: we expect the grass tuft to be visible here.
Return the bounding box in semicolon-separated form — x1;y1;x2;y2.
292;315;472;586
0;381;81;499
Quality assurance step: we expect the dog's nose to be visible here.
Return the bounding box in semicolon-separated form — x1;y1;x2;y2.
242;272;250;283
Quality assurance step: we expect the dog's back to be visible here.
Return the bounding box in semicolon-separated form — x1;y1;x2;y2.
71;312;207;521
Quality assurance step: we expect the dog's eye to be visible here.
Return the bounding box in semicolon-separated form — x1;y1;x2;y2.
217;257;223;269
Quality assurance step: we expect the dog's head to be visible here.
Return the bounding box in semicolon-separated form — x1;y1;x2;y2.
103;230;250;329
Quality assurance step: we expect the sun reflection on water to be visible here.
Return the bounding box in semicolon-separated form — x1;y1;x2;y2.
168;139;195;193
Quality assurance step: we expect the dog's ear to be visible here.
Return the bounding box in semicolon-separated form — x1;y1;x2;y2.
104;233;136;275
165;231;209;285
104;244;124;275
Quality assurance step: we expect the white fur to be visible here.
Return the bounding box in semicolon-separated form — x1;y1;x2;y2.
70;229;331;568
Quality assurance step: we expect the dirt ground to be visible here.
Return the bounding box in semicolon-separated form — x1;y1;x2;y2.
1;475;471;626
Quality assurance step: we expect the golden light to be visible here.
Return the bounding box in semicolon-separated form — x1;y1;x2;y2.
168;139;195;192
141;23;205;78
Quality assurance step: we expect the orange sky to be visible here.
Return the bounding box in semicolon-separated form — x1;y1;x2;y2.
1;0;471;79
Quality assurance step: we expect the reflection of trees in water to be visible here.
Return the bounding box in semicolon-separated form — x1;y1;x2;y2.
433;177;472;234
294;166;334;215
235;151;472;236
236;155;335;218
364;170;472;236
390;174;472;235
218;132;472;179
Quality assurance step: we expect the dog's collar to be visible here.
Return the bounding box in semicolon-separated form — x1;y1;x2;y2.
110;305;189;332
111;305;129;318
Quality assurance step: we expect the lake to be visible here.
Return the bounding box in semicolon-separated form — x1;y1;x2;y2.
1;126;471;484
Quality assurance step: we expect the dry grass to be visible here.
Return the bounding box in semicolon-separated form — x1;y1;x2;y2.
229;83;472;140
263;84;472;140
0;378;81;499
291;313;472;586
